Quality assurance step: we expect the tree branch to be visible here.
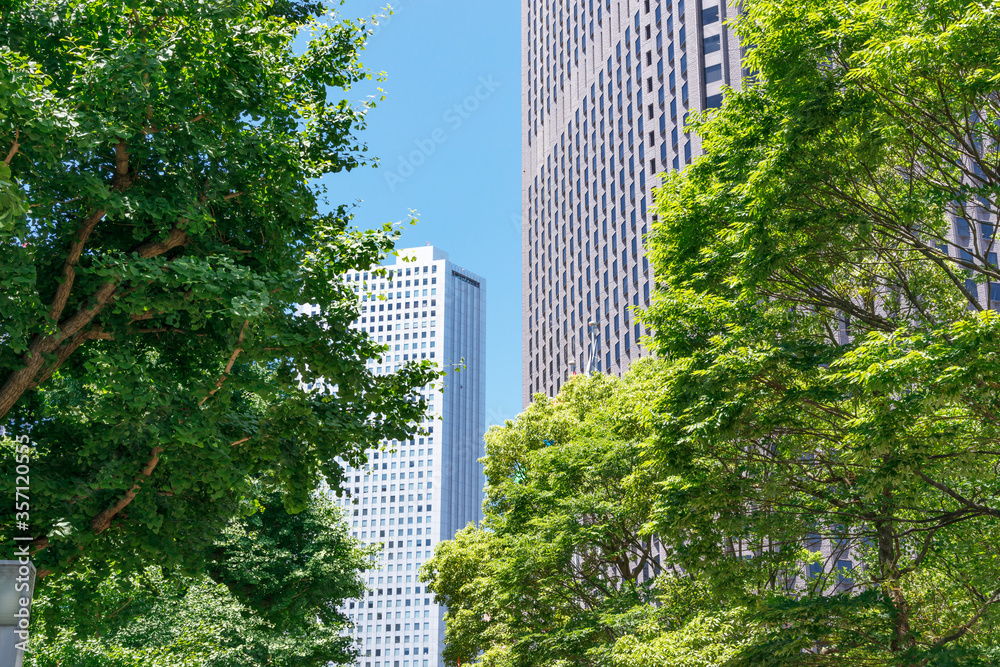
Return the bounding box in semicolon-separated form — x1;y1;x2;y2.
0;224;190;420
3;129;19;166
91;445;164;534
30;328;110;388
48;209;107;324
198;320;250;406
934;586;1000;647
142;113;206;135
917;471;1000;519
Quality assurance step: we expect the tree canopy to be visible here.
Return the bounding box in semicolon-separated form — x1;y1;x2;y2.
0;0;435;580
26;488;371;667
422;364;758;667
641;0;1000;663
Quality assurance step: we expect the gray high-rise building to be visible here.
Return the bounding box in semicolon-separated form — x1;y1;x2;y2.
326;246;486;667
522;0;742;403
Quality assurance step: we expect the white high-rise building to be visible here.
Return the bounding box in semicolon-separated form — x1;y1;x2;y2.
331;245;486;667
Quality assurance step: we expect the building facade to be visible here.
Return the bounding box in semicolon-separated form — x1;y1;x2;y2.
330;246;486;667
522;0;742;404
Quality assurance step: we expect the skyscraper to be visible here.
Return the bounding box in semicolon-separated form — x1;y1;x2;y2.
328;246;486;667
522;0;742;403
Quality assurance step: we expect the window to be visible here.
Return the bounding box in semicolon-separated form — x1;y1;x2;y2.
957;217;971;238
702;5;720;24
704;33;721;54
836;559;854;590
705;63;723;84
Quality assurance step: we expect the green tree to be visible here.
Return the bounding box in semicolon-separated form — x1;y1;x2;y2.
422;364;756;667
0;0;435;579
642;0;1000;663
26;488;370;667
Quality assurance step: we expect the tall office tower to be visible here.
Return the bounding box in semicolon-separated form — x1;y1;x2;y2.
327;246;486;667
522;0;742;404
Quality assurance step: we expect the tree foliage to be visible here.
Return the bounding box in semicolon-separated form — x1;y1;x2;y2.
25;489;370;667
422;364;757;667
641;0;1000;663
0;0;435;579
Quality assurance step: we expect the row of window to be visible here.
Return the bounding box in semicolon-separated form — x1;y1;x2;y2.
364;446;433;461
341;480;433;504
350;470;431;490
356;278;437;293
358;305;437;324
352;502;432;517
345;264;438;283
357;653;432;666
357;526;432;541
352;625;431;637
350;606;430;620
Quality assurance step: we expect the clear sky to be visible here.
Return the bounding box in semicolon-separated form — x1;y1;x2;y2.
314;1;523;426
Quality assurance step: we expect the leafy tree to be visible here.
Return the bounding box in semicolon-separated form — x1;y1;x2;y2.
0;0;435;579
26;488;370;667
422;364;756;667
642;0;1000;663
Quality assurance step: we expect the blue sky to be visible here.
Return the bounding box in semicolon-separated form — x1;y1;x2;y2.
315;1;523;425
